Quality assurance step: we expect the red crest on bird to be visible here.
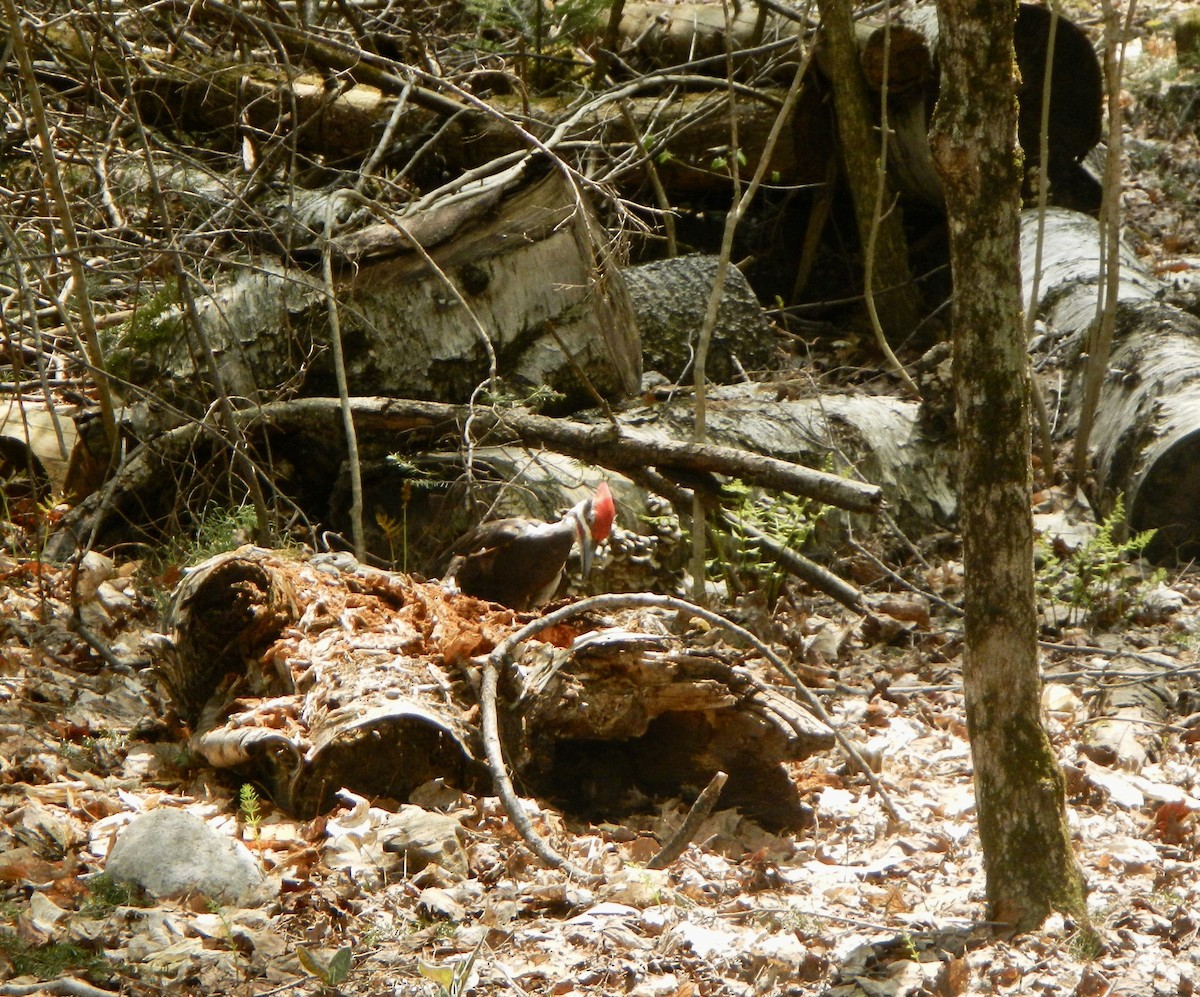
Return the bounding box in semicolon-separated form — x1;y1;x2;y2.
589;481;616;542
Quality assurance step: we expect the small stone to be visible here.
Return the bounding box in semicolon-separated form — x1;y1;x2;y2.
105;809;272;906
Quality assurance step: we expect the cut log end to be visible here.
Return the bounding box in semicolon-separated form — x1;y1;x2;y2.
1130;429;1200;562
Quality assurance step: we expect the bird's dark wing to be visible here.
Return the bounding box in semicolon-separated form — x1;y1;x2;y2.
446;518;576;609
449;517;531;557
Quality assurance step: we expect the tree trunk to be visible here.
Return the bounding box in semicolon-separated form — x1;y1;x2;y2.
931;0;1088;933
813;0;922;337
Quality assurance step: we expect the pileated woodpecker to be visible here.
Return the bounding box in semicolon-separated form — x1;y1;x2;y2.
444;482;616;610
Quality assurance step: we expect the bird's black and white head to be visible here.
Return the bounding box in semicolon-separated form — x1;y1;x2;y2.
568;481;616;575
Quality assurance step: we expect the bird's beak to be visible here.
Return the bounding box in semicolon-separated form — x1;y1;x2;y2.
569;504;599;576
579;531;596;577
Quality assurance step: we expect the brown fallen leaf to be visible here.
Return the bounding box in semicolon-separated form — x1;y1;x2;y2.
936;956;970;997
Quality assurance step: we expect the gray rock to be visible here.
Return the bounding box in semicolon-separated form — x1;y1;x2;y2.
624;255;779;384
105;809;272;906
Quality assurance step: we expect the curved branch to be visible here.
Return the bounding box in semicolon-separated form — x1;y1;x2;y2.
481;591;900;878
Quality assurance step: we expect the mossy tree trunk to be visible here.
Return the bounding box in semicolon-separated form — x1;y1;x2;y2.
813;0;923;338
930;0;1089;932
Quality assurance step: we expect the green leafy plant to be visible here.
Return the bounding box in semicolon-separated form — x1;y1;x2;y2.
711;149;748;173
102;277;182;385
379;457;454;572
475;380;566;412
298;944;353;991
375;509;405;572
81;874;150;917
461;0;607;86
1066;925;1104;961
710;480;831;609
137;500;276;620
238;783;263;841
417;939;482;997
56;729;126;776
0;478;63;558
168;501;259;567
359;921;400;948
1036;495;1160;628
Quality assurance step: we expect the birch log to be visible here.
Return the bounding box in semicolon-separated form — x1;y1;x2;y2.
104;172;641;422
1023;207;1200;561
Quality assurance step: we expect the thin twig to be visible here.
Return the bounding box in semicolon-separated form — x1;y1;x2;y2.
648;770;728;868
322;199;366;559
1073;0;1136;484
1024;3;1062;480
861;1;921;399
480;633;600;883
617;99;678;257
0;979;120;997
545;323;618;426
847;539;962;616
67;614;149;673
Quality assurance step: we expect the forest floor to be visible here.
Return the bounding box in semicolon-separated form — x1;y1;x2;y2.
4;508;1200;997
4;7;1200;997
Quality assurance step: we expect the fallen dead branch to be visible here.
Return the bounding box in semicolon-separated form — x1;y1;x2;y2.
45;395;882;560
646;770;729;869
482;590;900;881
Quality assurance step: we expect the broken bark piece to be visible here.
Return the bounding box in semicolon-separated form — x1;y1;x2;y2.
161;547;300;725
164;547;833;826
0;399;78;503
1080;654;1171;770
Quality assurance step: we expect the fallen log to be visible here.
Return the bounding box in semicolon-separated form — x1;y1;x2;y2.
849;3;1102;209
43;393;885;563
62;197;1200;579
104;172;641;421
607;2;1102;210
605;0;806;79
48;216;1194;583
1022;208;1200;561
625;255;782;385
625;384;955;536
162;546;834;828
